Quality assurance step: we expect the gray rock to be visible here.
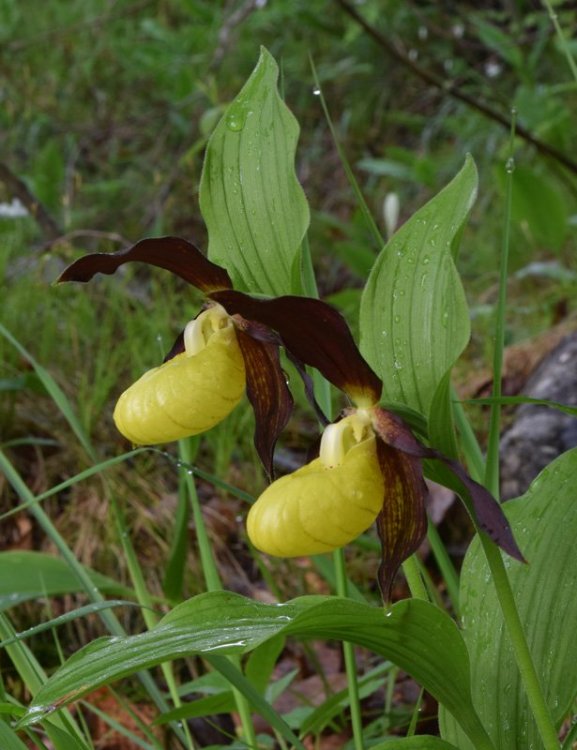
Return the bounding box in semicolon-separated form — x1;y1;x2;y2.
500;333;577;500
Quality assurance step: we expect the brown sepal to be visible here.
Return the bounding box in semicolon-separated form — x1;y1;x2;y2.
234;326;294;480
433;455;525;563
371;406;524;563
163;330;185;363
211;290;382;406
57;236;232;293
375;438;429;604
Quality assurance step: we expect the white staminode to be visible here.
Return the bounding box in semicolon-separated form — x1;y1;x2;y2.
319;410;373;468
183;304;230;356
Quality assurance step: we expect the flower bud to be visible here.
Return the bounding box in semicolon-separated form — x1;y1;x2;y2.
113;305;245;444
247;414;384;556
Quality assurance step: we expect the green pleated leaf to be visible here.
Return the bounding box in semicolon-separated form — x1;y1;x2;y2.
440;448;577;748
199;47;310;297
20;594;491;747
360;156;477;417
371;738;460;750
0;552;133;610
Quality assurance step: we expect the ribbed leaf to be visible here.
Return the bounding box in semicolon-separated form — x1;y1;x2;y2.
20;594;491;746
199;47;310;296
371;739;460;750
0;552;132;610
360;156;477;417
440;448;577;748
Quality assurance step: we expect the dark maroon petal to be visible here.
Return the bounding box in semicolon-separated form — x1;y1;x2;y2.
433;456;525;563
371;407;425;456
57;237;232;293
371;406;524;562
283;350;330;427
211;290;382;406
163;330;185;363
234;326;293;480
375;439;428;603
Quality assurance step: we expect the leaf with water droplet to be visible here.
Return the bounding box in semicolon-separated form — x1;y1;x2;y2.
20;591;491;747
360;156;477;418
440;448;577;747
200;47;309;296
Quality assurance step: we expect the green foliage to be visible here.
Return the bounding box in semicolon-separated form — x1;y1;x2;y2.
360;157;477;418
0;552;132;610
200;47;310;297
2;5;577;748
20;593;490;746
440;448;577;748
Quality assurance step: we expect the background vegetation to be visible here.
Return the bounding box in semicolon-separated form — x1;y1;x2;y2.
1;0;576;746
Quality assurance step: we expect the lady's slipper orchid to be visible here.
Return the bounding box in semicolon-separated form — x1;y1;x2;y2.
248;411;385;556
113;304;245;444
59;235;523;601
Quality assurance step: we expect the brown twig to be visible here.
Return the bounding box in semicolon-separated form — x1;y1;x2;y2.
335;0;577;177
0;161;62;239
210;0;264;71
36;229;130;254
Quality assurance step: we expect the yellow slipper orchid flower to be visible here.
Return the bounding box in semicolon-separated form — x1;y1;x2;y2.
248;412;384;556
113;305;245;445
59;234;523;601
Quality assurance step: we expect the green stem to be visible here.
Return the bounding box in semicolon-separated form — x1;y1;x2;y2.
109;494;195;750
480;537;560;749
542;0;577;85
401;555;428;601
426;521;460;616
452;392;485;483
309;57;384;251
334;548;364;750
478;124;559;749
178;440;258;749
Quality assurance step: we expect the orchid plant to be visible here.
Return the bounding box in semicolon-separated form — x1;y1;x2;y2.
8;47;577;750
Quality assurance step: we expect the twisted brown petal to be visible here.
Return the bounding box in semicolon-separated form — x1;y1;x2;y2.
372;406;524;562
57;237;232;293
375;438;428;603
234;325;293;480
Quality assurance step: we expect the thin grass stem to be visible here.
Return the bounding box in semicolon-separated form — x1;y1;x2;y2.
309;57;384;251
481;537;560;749
109;492;195;750
426;521;460;616
400;556;428;601
0;448;185;746
334;549;365;750
178;439;258;748
542;0;577;85
478;117;559;749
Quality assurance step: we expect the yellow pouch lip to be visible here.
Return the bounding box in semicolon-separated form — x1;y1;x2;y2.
247;434;384;557
113;322;245;445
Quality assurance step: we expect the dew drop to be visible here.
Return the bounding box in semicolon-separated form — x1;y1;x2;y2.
226;101;249;132
394;314;401;323
312;86;321;96
505;157;515;174
422;255;430;264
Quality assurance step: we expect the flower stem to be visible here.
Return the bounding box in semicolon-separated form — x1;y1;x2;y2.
179;440;258;748
480;536;559;749
401;555;428;601
334;548;365;750
476;125;559;749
